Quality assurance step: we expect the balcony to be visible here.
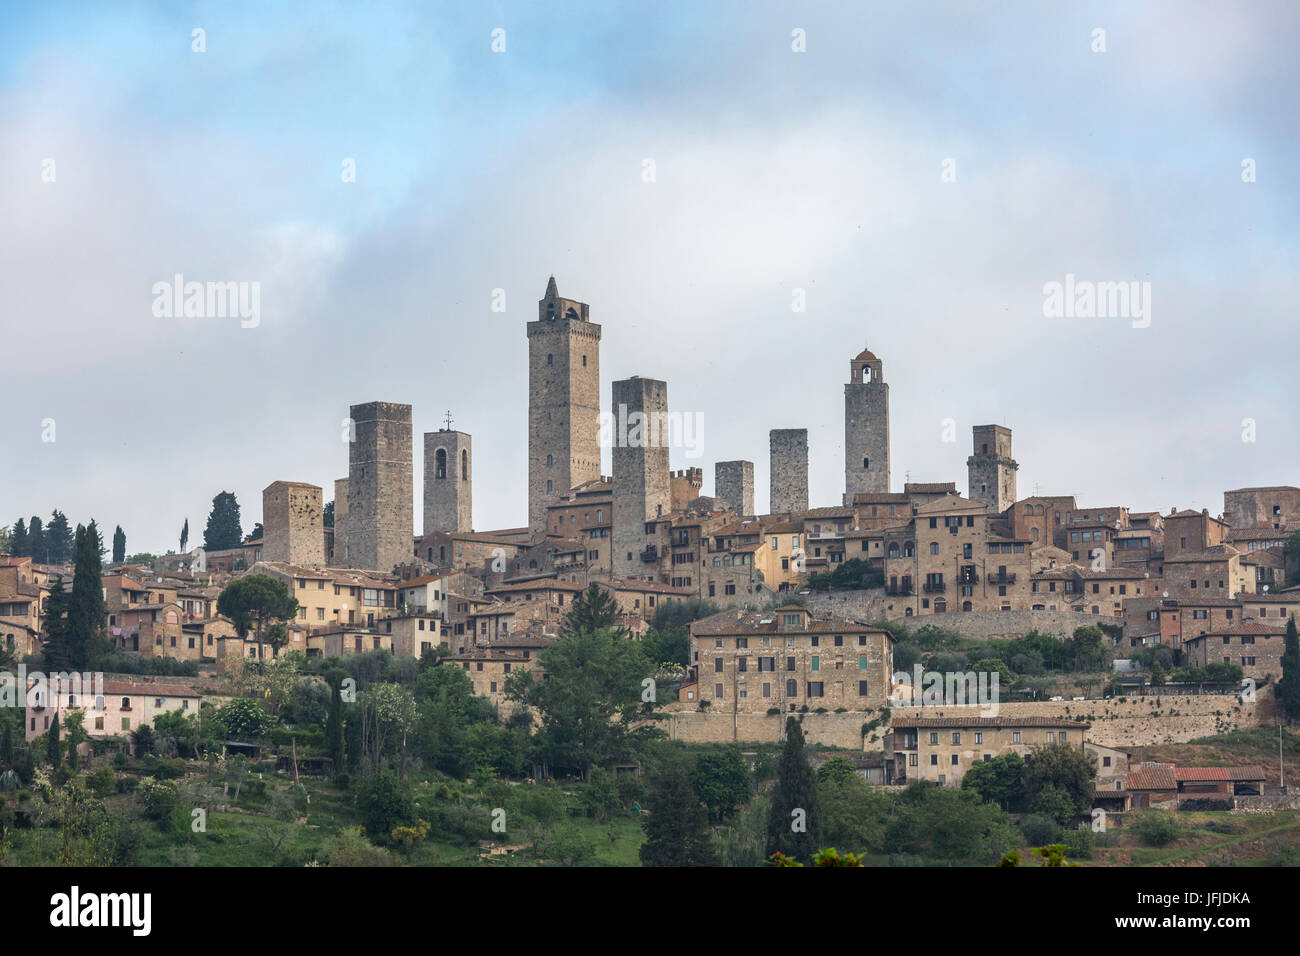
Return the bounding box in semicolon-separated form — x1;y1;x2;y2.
958;573;980;585
923;581;946;594
989;572;1017;585
640;546;658;563
885;585;913;597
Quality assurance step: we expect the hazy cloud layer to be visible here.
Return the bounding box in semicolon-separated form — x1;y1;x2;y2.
3;1;1297;553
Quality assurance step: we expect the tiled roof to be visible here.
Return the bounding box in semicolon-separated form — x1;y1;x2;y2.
1173;766;1266;782
1125;767;1177;791
891;715;1086;730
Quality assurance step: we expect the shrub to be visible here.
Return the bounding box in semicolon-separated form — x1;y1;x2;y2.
1020;813;1062;846
1062;826;1094;860
88;766;116;797
1135;810;1181;847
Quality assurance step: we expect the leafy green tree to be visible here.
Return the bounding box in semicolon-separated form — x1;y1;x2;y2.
203;491;243;551
815;756;858;785
217;574;299;667
1067;625;1106;672
883;782;1019;863
642;625;690;668
9;519;27;558
504;628;662;780
651;597;719;632
45;510;74;564
766;718;820;862
1279;616;1300;723
0;524;11;557
561;583;624;637
961;751;1025;810
111;526;125;565
357;769;416;843
818;774;890;855
691;747;752;821
639;757;717;867
1023;742;1095;824
216;697;275;739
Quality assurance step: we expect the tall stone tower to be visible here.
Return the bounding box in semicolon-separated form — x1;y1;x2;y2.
347;401;413;572
770;429;809;514
844;348;889;504
967;424;1018;514
332;477;349;565
423;428;472;534
262;481;325;567
715;460;754;516
612;376;671;580
528;277;602;536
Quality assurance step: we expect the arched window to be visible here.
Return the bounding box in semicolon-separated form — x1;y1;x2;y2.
903;541;915;558
121;697;131;709
435;449;447;479
887;542;900;558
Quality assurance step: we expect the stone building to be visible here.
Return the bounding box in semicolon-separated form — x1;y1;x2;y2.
1164;508;1230;560
1223;486;1300;531
611;376;671;580
262;480;325;567
423;428;472;535
769;428;809;514
967;425;1017;515
690;604;895;714
715;460;754;517
670;468;703;511
528;277;602;535
1181;619;1290;683
843;348;889;502
889;716;1088;787
346;401;413;573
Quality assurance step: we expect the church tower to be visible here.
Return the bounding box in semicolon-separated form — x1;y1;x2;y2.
528;277;602;535
844;348;889;503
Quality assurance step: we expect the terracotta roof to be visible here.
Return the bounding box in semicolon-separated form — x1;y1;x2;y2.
1173;766;1266;782
1125;767;1177;791
891;715;1086;730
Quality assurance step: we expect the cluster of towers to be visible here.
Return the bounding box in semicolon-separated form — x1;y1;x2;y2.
261;276;1020;573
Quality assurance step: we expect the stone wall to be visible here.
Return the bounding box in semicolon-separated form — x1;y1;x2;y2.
262;481;324;567
663;692;1262;749
804;591;1106;641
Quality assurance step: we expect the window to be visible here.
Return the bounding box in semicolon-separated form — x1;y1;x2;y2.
1012;731;1021;743
858;655;867;669
810;656;820;671
807;682;824;698
858;680;868;696
974;732;982;744
786;679;798;696
951;733;960;745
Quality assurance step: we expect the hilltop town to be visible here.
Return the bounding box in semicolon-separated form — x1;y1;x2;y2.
3;277;1299;867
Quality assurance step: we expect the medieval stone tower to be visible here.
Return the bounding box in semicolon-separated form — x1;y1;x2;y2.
331;477;349;565
347;401;413;572
844;347;890;503
528;277;602;535
715;460;754;516
612;376;671;580
770;429;809;514
423;428;472;534
262;481;325;567
967;424;1018;514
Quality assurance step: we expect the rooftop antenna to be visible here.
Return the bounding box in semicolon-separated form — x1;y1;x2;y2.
443;410;454;430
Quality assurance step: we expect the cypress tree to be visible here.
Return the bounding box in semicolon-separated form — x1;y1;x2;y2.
41;575;71;671
639;757;718;867
66;523;108;669
112;525;126;565
1280;616;1300;723
204;492;243;551
46;713;61;769
1;722;13;769
10;520;27;558
180;518;189;554
326;676;346;776
765;717;821;863
28;517;44;564
45;510;74;565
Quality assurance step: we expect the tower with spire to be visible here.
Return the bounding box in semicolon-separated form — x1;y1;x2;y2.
527;277;602;535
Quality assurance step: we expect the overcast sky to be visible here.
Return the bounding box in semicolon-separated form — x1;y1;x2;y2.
3;1;1298;555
